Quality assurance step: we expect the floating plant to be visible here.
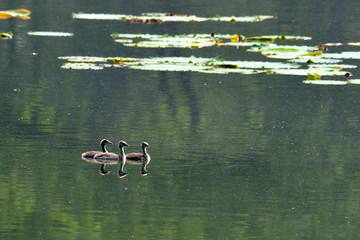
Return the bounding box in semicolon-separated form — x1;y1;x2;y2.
0;9;31;19
58;55;351;77
112;33;312;49
73;12;275;23
27;31;74;37
0;32;13;39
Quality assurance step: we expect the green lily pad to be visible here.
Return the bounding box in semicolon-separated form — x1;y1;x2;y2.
302;80;347;85
123;40;215;49
61;63;103;70
58;54;354;78
58;56;108;62
288;57;343;64
323;51;360;59
28;31;74;37
72;12;128;20
112;33;312;49
255;45;319;59
73;12;275;23
310;64;357;69
270;68;348;76
59;55;300;75
347;79;360;84
245;35;312;41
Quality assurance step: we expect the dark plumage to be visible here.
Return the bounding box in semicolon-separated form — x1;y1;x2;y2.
81;139;112;158
126;142;150;175
94;140;129;178
126;141;150;162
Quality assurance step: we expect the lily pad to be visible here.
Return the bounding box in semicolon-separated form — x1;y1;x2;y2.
254;45;319;59
27;31;74;37
72;12;128;21
288;57;343;64
58;56;108;62
347;42;360;46
302;80;347;85
61;63;103;70
270;68;348;76
112;33;312;49
322;51;360;59
58;54;354;78
245;35;312;41
347;79;360;84
73;12;275;23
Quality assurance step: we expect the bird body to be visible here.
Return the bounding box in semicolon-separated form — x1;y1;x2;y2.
126;142;150;175
126;141;150;163
81;139;112;158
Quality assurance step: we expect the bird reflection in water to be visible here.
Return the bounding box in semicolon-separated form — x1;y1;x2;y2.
94;140;129;178
81;141;151;177
126;141;151;176
82;156;118;176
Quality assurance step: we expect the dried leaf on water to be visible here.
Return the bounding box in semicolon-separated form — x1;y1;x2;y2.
0;9;31;19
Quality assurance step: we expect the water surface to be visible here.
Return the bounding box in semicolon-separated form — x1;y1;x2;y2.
1;0;360;239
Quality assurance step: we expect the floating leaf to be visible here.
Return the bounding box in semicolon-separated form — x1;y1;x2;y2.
123;40;215;49
73;12;274;23
270;68;348;76
0;9;31;20
245;35;311;41
208;15;274;22
322;51;360;59
302;50;323;56
58;56;108;62
253;45;318;59
72;12;128;20
347;79;360;84
113;33;312;49
307;72;321;80
310;64;357;69
61;63;103;70
27;31;74;37
59;55;300;75
288;57;343;64
230;34;244;42
303;80;347;85
347;42;360;46
0;32;13;39
324;43;342;46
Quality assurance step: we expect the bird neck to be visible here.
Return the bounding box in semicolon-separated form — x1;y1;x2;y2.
142;146;148;155
101;142;108;152
119;146;126;159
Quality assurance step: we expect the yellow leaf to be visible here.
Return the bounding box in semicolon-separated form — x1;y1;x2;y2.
348;42;360;46
0;13;12;19
302;50;323;56
0;9;31;19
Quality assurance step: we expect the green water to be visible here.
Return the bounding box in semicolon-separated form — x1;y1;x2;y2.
2;0;360;239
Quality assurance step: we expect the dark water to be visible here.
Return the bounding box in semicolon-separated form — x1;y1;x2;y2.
2;0;360;239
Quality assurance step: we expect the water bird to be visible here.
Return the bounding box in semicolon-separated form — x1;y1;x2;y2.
81;139;113;158
81;139;113;175
126;141;151;175
94;140;129;178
